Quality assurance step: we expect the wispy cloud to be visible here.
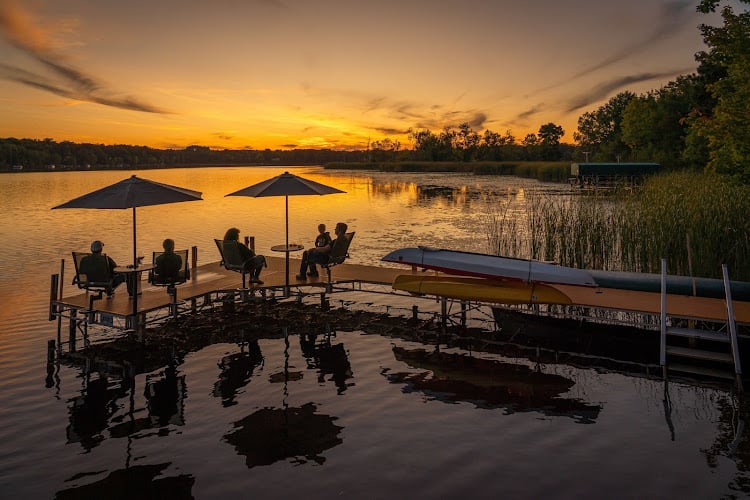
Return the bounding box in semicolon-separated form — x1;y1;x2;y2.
0;0;169;113
516;104;545;121
538;0;698;97
563;68;693;112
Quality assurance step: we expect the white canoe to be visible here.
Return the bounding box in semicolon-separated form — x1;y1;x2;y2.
382;246;598;287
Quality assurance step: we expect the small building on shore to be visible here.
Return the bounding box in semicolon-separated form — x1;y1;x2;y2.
570;162;660;188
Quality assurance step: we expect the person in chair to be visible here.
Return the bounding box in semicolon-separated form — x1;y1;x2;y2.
223;227;267;284
79;240;129;296
296;222;348;280
154;238;183;282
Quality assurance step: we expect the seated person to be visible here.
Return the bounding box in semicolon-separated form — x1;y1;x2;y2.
296;222;348;280
154;238;183;282
313;223;333;251
223;227;267;284
79;240;130;295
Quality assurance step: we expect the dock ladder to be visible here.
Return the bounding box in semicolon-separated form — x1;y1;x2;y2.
659;259;742;388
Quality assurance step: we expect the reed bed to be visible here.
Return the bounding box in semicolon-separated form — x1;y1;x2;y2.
483;172;750;281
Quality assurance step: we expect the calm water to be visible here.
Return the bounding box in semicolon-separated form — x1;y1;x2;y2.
0;167;748;499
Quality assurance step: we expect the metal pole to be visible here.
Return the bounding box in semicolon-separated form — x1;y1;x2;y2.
285;195;290;295
132;206;137;268
191;245;198;281
660;258;667;367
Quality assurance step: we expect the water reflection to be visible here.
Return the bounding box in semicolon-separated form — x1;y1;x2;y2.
223;403;344;468
66;373;128;451
143;365;186;428
54;462;194;499
212;340;264;407
299;331;353;394
66;362;187;452
389;346;602;424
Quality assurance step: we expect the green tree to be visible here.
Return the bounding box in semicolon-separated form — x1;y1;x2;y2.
622;75;707;169
692;2;750;181
574;91;636;161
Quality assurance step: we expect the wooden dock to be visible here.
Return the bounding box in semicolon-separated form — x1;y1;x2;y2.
49;254;424;348
54;255;410;316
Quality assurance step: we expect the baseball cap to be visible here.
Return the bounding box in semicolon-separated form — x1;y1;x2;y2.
91;240;104;252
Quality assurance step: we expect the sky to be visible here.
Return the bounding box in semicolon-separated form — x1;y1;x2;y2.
0;0;732;150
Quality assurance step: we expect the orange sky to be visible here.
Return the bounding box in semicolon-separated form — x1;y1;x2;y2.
0;0;727;150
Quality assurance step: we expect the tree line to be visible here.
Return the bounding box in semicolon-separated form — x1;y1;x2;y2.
2;1;747;182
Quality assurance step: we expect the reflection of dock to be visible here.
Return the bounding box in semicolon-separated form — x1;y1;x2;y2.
391;346;602;423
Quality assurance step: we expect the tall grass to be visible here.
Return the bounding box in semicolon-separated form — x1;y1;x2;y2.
618;172;750;279
483;172;750;280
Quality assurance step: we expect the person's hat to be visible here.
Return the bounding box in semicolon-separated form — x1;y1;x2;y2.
90;240;104;252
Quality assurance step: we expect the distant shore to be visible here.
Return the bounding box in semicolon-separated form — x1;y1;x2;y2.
2;160;571;183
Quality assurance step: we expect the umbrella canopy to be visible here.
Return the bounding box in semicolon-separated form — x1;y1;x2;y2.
226;171;345;291
53;174;203;267
226;171;345;198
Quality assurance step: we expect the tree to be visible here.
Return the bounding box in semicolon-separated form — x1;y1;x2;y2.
621;75;707;169
371;138;401;161
574;91;636;161
409;129;441;161
537;122;565;160
691;3;750;181
455;123;480;161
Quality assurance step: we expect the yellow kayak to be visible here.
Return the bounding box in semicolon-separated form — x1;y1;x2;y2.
393;275;572;305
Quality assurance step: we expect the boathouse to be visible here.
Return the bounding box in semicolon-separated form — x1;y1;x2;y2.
570;162;660;187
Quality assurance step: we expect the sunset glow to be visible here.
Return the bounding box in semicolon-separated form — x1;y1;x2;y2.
0;0;721;150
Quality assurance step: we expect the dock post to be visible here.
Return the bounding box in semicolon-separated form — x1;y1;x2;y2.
69;309;77;353
320;292;329;311
441;297;448;334
47;339;56;364
46;339;56;388
49;274;59;321
412;305;419;321
460;301;467;328
191;246;198;281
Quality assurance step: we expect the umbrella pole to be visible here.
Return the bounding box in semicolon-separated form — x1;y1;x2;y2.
285;196;290;295
132;207;137;268
131;206;139;335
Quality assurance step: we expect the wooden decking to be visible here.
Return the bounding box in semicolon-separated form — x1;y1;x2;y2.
53;255;415;319
51;253;748;340
551;283;750;324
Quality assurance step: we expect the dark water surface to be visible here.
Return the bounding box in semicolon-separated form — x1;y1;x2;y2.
1;167;748;499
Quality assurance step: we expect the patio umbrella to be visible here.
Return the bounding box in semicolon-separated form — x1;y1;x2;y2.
226;171;345;291
53;174;203;268
52;175;203;331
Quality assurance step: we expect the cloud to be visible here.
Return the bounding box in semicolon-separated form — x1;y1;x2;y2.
563;68;693;112
573;1;696;79
0;0;169;113
516;104;544;121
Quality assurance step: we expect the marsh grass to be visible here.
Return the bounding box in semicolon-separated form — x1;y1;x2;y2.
483;172;750;280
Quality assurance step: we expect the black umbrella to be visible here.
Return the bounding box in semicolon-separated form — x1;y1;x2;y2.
226;171;345;291
53;175;202;332
53;175;203;268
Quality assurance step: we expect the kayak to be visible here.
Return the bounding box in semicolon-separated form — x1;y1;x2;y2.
589;270;750;301
393;274;572;305
382;246;598;287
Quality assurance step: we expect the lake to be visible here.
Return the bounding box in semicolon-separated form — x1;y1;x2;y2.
0;166;747;499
